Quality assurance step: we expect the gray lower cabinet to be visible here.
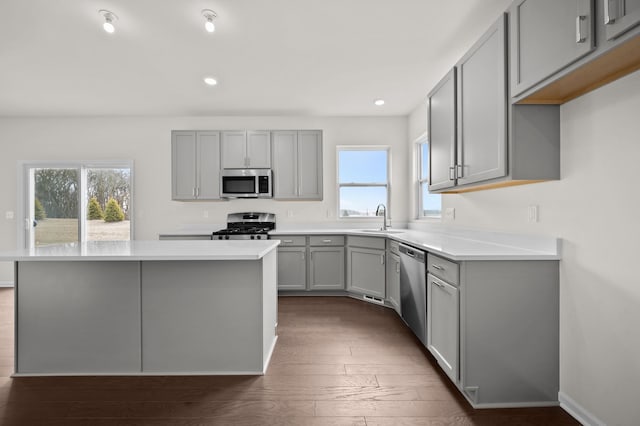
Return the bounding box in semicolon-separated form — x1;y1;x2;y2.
277;246;307;290
171;131;221;200
427;273;459;383
346;236;386;298
385;251;401;313
272;130;323;200
603;0;640;40
510;0;595;97
276;234;344;291
309;247;345;290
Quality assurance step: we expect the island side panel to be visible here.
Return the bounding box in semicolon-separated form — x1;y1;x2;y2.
261;249;278;370
16;261;142;375
460;260;559;406
141;260;264;374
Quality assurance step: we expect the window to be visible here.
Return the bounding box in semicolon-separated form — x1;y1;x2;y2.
337;147;389;218
417;139;442;217
20;161;133;248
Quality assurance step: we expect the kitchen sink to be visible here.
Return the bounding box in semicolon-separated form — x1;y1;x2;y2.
357;229;405;234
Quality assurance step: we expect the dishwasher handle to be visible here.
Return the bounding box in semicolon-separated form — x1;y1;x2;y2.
399;244;425;263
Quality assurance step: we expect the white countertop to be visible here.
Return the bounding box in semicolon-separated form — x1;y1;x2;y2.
269;228;560;261
158;226;561;261
0;240;280;261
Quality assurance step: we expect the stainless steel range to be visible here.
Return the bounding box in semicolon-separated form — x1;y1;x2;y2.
212;212;275;240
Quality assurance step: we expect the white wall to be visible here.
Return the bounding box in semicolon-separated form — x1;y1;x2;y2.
0;115;409;281
409;71;640;425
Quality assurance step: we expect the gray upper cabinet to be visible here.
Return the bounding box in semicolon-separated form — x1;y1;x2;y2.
272;130;323;200
171;131;220;200
456;14;508;186
428;69;457;191
510;0;595;97
603;0;640;40
221;130;271;169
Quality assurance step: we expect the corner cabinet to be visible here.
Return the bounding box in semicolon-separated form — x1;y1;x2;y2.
272;130;323;200
171;131;221;200
428;14;560;193
385;240;401;314
221;130;271;169
510;0;595;97
346;236;386;299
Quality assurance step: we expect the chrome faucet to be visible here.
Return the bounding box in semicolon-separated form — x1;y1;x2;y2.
375;204;387;231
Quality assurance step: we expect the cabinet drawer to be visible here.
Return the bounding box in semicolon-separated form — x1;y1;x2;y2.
309;235;345;246
347;236;386;250
427;254;459;286
387;239;400;255
274;235;306;246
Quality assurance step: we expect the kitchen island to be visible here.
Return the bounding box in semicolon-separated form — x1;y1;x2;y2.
0;240;280;376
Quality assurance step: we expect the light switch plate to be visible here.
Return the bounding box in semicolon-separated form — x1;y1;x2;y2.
5;211;14;220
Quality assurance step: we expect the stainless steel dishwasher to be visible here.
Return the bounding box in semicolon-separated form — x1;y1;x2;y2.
399;244;427;345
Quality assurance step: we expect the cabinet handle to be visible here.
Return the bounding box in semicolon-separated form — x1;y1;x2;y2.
283;239;293;243
301;252;305;260
396;261;400;273
192;187;196;197
604;0;617;24
432;264;444;271
196;187;200;197
456;164;463;179
433;280;445;289
576;15;587;43
322;239;332;243
449;166;456;180
381;254;385;265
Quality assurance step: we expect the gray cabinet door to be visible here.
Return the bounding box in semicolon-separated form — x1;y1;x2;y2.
456;14;507;186
277;247;307;290
298;130;323;199
309;247;345;290
427;273;459;383
347;247;386;298
428;68;457;191
272;131;298;199
604;0;640;39
386;251;401;314
247;130;271;168
221;131;247;168
172;131;197;200
510;0;595;97
196;131;221;199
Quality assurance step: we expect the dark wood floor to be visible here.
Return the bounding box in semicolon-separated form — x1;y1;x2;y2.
0;288;578;425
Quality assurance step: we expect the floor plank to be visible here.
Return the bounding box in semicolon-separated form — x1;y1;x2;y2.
0;290;579;425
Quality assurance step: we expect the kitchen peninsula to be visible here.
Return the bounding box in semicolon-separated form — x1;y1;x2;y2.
0;240;279;376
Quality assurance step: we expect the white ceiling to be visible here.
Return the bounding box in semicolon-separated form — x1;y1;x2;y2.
0;0;512;117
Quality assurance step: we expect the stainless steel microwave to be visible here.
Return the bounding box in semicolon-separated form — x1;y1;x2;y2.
221;169;272;198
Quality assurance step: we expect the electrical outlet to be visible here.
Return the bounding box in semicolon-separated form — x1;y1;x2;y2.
5;211;14;220
203;210;209;218
287;210;293;218
528;205;539;223
445;207;455;220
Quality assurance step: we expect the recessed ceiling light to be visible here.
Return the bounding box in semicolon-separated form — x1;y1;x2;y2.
374;99;385;106
202;9;217;33
204;77;218;86
99;10;118;34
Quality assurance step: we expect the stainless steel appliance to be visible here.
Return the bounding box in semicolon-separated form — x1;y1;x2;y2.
221;169;272;198
212;212;275;240
399;243;427;345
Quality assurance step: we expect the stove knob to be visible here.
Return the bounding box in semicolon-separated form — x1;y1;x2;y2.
250;235;255;240
256;235;262;240
225;236;229;240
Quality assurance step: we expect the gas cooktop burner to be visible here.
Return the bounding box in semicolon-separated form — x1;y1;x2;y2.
212;212;276;240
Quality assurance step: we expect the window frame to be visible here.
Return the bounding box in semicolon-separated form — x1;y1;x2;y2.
336;146;391;220
416;136;441;219
17;160;135;248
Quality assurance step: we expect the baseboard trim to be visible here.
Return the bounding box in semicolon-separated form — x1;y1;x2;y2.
0;281;14;288
559;391;606;426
